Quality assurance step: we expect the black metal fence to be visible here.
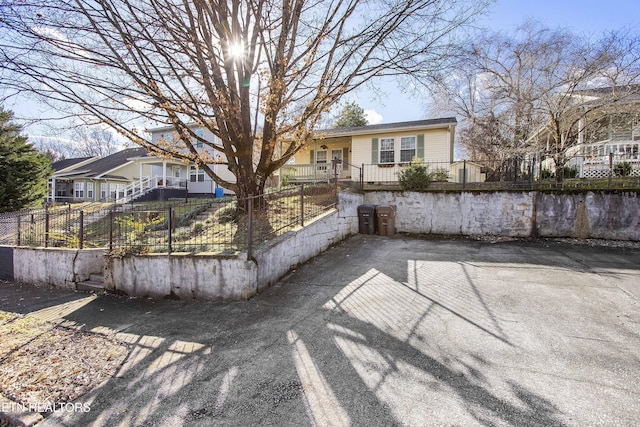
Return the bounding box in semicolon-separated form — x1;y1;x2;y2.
357;154;640;191
0;184;338;256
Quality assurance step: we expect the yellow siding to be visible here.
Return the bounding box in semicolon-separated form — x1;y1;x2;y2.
352;128;451;165
422;129;451;163
285;125;454;183
351;128;452;182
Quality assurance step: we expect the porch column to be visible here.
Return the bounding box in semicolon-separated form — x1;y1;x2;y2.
139;163;143;192
162;161;167;186
313;139;317;181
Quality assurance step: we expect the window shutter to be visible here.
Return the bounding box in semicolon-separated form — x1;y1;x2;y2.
417;134;424;159
310;150;315;163
371;138;378;164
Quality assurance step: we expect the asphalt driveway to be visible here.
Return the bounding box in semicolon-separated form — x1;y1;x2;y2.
1;234;639;426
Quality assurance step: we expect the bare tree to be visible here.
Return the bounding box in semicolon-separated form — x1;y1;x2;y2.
70;126;122;157
0;0;489;202
28;125;121;159
428;21;640;182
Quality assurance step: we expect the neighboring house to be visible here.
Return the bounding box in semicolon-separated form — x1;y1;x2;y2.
283;118;457;185
48;148;188;203
147;123;236;196
534;86;640;178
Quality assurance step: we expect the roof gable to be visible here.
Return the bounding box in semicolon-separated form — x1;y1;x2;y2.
86;147;148;177
51;157;95;173
53;148;148;178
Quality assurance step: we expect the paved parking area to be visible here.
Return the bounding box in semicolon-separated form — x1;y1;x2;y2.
2;234;640;426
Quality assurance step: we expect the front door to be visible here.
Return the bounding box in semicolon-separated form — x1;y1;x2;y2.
331;149;343;177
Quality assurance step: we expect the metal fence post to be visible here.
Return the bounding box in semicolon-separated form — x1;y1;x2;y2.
300;184;305;227
608;152;613;189
79;210;84;249
45;206;50;248
16;215;21;246
168;207;173;254
67;204;71;236
462;160;467;190
247;195;253;261
109;210;113;252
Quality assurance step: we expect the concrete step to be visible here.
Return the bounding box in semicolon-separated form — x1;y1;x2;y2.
76;280;103;292
89;273;104;283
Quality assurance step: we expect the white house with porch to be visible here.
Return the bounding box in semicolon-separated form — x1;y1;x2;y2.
147;123;235;197
534;86;640;178
48;148;189;204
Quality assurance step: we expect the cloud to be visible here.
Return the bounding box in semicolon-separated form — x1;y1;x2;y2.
364;109;383;125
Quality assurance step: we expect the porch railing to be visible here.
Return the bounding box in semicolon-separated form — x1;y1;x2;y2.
115;176;187;204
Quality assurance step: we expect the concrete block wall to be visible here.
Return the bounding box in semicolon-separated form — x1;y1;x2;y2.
10;247;105;289
535;191;640;240
104;254;258;300
254;191;361;290
363;190;640;241
364;191;534;236
104;192;361;300
6;191;637;301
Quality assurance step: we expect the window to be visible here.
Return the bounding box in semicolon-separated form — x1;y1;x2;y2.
195;129;204;148
74;182;84;198
400;136;416;163
110;184;125;199
190;166;205;182
100;183;107;199
87;182;94;199
380;138;395;164
316;150;327;171
316;150;327;163
160;133;169;143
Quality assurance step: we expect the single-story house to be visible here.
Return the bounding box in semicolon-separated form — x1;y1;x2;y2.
282;118;458;185
48;122;239;203
48;148;187;203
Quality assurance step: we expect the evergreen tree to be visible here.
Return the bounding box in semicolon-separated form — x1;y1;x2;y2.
333;102;369;128
0;109;52;212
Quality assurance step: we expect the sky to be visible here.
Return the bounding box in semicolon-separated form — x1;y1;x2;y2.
6;0;640;139
361;0;640;125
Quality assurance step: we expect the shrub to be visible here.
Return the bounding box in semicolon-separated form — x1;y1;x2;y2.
398;159;434;191
614;161;632;177
562;165;579;179
214;201;239;224
432;168;450;182
540;169;554;179
191;222;204;235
